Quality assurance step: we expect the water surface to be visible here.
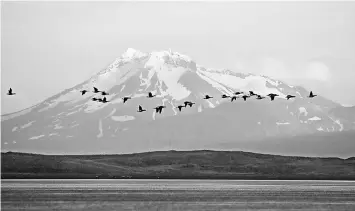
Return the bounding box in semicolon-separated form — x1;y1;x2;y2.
2;179;355;210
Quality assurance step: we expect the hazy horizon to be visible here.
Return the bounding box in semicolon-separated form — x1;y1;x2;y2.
2;1;355;115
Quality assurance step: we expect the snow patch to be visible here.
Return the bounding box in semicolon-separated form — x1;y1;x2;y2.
49;133;59;137
66;109;81;116
71;123;80;128
4;142;8;145
111;115;135;122
335;120;344;132
197;71;233;95
120;85;126;92
12;127;18;132
144;60;191;100
276;122;290;125
12;141;16;144
83;99;110;113
170;101;177;115
97;120;103;138
21;121;36;129
29;135;45;140
54;123;63;130
298;107;308;117
308;116;321;121
104;108;117;119
206;100;215;108
198;105;203;112
317;127;324;131
198;69;285;97
152;111;156;120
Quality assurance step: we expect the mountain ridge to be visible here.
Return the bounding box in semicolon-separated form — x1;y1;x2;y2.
2;150;355;180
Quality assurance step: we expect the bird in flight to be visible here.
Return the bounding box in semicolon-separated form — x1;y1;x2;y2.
102;97;109;103
183;101;192;107
242;95;250;101
221;94;230;98
122;97;131;103
231;96;237;102
93;87;100;93
7;88;16;95
203;95;213;100
187;102;195;107
176;105;185;112
249;91;257;96
234;91;243;95
256;95;265;100
267;93;279;101
154;105;166;114
137;105;146;112
97;98;103;102
101;91;109;96
147;92;156;98
308;91;317;98
286;95;296;100
80;90;88;95
92;97;98;101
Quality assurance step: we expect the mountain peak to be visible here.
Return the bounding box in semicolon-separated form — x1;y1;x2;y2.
121;48;147;60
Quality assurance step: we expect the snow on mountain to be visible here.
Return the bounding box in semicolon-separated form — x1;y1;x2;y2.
1;48;354;154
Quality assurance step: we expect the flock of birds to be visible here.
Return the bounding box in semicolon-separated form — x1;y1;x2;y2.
6;87;318;114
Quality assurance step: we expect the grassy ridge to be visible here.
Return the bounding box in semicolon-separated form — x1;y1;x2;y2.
2;150;355;180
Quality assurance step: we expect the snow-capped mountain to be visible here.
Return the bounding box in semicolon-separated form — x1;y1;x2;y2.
1;48;354;154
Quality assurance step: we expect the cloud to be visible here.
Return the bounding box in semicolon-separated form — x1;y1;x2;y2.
234;57;332;83
259;58;291;79
304;61;331;81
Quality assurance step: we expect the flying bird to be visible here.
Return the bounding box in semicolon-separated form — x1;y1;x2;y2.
221;94;230;98
176;105;185;112
147;92;156;98
242;95;250;101
267;93;279;101
231;96;237;102
80;90;88;95
256;95;265;100
101;91;109;96
187;102;195;107
234;91;243;95
203;95;213;100
93;87;100;93
102;97;109;103
122;97;131;103
154;105;166;114
286;95;296;100
249;91;257;96
308;91;317;98
7;88;16;95
97;98;103;102
137;105;146;112
92;97;98;101
184;101;192;107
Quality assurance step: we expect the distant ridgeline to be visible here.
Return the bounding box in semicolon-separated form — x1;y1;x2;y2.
1;150;355;180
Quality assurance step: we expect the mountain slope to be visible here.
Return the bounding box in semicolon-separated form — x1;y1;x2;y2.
1;48;354;155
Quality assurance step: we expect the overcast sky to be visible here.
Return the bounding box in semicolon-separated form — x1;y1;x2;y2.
2;1;355;114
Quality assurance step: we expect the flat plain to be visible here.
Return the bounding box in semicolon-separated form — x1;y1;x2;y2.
2;179;355;211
